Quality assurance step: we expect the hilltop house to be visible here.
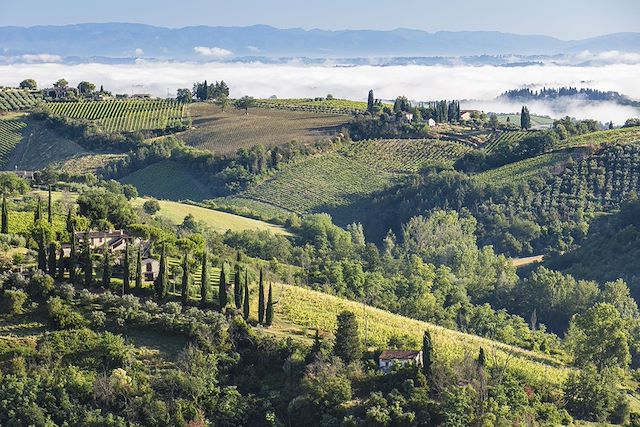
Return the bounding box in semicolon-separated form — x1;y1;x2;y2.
428;118;436;127
459;110;477;121
62;230;149;257
379;350;423;372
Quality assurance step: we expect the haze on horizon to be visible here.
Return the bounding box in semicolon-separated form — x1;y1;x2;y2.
3;0;639;40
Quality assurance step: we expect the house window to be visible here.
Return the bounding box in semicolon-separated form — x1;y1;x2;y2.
146;263;152;272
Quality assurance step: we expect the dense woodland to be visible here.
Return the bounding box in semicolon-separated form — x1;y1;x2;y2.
1;78;640;425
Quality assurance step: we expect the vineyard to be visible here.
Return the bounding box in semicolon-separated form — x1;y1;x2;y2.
483;130;530;153
495;113;554;127
267;283;568;387
239;153;398;214
255;98;372;115
182;103;349;155
560;126;640;149
0;118;26;168
474;149;580;187
45;100;187;132
0;90;40;111
342;138;471;173
120;160;210;201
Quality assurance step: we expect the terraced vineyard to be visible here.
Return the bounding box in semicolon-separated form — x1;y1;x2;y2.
483;130;530;153
255;98;371;115
182;103;349;155
0;118;25;167
342;138;471;173
240;153;398;214
45;100;187;132
0;90;40;111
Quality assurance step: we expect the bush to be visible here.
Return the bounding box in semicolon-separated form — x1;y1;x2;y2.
90;311;107;328
0;289;28;315
143;199;161;215
57;284;76;300
28;271;55;300
47;296;87;330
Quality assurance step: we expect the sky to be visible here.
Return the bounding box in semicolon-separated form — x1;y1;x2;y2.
2;0;639;40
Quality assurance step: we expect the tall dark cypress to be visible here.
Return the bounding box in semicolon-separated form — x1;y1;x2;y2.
218;263;227;311
135;247;142;290
47;185;52;224
422;330;433;379
123;242;130;294
234;267;242;309
1;195;8;234
69;227;77;283
48;242;57;277
155;244;168;299
37;229;47;271
200;251;209;306
181;251;190;305
101;246;111;288
34;197;42;223
258;268;265;324
367;89;374;112
83;235;92;286
242;275;250;320
265;283;273;326
57;244;64;281
66;209;73;234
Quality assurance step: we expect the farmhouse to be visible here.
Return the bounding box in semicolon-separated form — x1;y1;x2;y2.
428;118;436;127
141;258;160;281
459;110;477;121
13;170;35;181
404;112;414;122
74;230;131;252
379;349;423;372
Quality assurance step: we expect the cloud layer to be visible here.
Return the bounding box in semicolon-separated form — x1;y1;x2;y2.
193;47;233;57
0;62;638;123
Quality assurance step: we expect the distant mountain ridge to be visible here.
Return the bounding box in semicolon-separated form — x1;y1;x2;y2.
0;23;638;59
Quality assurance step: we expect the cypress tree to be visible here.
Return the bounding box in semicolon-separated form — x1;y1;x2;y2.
66;208;73;234
234;267;242;309
34;197;42;223
265;283;273;327
123;242;130;294
218;263;227;311
520;106;531;129
83;235;92;286
1;195;8;234
48;242;57;277
101;245;111;288
333;311;361;363
367;89;375;112
200;251;209;306
422;330;433;379
155;244;168;300
57;244;64;281
306;329;322;363
135;247;142;290
181;251;190;305
47;185;52;224
478;347;486;369
37;229;47;272
243;275;250;320
258;268;265;324
69;227;77;283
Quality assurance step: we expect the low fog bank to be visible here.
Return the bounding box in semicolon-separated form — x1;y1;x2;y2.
0;62;638;123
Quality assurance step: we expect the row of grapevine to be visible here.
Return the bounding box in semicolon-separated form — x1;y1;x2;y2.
0;118;26;167
483;131;530;153
45;100;187;132
342;138;471;173
255;98;367;115
0;90;40;111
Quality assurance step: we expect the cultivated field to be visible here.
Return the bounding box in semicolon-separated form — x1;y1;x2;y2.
342;138;471;173
181;103;349;155
45;99;187;133
255;98;370;114
0;89;40;111
131;198;290;235
0;117;26;168
239;153;398;214
483;130;531;153
495;113;554;127
560;126;640;148
120;160;210;201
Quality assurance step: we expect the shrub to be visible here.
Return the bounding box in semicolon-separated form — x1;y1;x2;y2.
90;311;107;328
57;284;76;300
47;296;87;330
0;289;28;315
28;271;55;300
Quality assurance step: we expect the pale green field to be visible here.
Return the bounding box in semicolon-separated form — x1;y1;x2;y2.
132;198;290;235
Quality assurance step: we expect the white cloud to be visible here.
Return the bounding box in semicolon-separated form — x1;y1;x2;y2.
574;50;640;65
0;62;637;124
193;46;233;58
247;46;260;53
20;54;62;63
134;48;144;56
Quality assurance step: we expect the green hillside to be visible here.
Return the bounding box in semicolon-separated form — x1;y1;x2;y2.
0;89;40;111
131;198;290;235
0;116;26;168
120;160;210;201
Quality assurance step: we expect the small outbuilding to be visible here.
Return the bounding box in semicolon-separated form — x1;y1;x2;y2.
379;349;423;372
